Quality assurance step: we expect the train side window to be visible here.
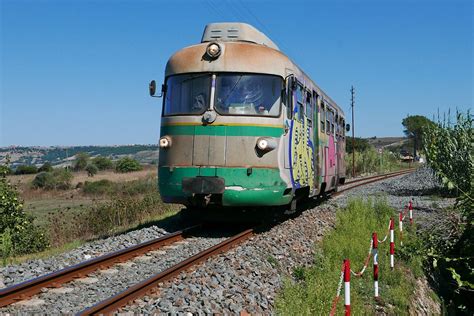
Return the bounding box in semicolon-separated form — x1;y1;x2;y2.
306;91;312;127
296;85;304;121
335;114;339;137
320;102;325;132
330;110;335;134
342;119;345;137
326;107;331;134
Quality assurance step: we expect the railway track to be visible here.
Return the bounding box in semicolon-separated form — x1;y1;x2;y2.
0;225;199;308
78;228;254;315
336;169;414;196
0;169;414;314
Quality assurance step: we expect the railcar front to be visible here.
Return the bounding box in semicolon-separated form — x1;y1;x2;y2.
155;31;294;209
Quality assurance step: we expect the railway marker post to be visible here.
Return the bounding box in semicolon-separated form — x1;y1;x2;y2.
399;211;403;246
350;86;355;178
409;200;413;225
372;232;379;298
344;259;351;316
389;218;395;269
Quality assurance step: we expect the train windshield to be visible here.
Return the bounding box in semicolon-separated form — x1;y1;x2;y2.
214;74;282;117
163;74;211;116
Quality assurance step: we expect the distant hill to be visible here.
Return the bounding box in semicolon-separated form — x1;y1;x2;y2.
0;145;159;168
366;137;413;154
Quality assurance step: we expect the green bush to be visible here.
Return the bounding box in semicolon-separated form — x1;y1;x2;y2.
14;165;38;175
423;110;473;312
345;147;404;176
82;179;114;195
115;157;142;173
92;156;113;170
74;152;90;171
85;163;98;177
346;137;370;154
32;169;73;190
0;165;49;259
82;177;155;196
38;162;53;173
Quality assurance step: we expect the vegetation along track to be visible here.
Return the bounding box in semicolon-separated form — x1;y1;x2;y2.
0;170;414;313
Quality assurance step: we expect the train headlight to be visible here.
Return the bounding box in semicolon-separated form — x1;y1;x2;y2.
256;137;277;152
206;43;221;59
159;136;172;148
257;138;269;150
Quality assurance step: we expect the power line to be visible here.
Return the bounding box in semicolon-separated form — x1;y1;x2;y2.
235;0;290;53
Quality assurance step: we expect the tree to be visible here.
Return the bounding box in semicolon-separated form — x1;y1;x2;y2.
346;137;371;154
402;115;434;157
115;157;142;173
74;152;90;171
1;163;48;256
14;165;38;175
85;163;98;177
92;156;113;170
38;162;53;173
32;169;73;190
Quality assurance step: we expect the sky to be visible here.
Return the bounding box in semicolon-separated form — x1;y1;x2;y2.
1;0;472;146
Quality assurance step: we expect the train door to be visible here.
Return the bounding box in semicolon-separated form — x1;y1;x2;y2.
320;101;326;188
287;80;315;193
326;106;336;188
305;89;317;195
335;113;340;186
312;91;320;194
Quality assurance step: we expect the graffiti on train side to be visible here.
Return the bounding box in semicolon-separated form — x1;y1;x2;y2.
288;110;315;190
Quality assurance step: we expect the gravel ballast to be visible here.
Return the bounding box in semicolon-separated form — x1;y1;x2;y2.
0;167;449;314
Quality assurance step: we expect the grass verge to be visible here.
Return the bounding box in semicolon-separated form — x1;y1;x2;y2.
276;198;431;315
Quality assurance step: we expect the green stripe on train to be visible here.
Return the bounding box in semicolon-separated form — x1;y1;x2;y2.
160;125;284;137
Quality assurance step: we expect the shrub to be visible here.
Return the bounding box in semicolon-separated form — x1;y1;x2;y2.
32;169;73;190
82;179;114;195
423;110;473;312
14;165;38;175
38;162;53;172
85;163;98;177
345;147;404;176
115;157;142;173
92;156;113;170
0;165;49;258
74;152;90;171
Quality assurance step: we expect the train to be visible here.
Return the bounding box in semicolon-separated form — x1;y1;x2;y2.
149;22;349;213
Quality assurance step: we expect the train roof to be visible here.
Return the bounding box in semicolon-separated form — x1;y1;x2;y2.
165;23;344;115
201;22;279;51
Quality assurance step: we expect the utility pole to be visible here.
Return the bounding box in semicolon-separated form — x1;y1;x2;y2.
351;86;355;178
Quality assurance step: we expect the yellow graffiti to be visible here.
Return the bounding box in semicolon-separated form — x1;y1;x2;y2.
290;117;314;190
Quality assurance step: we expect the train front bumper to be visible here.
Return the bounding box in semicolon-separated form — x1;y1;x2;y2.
158;166;291;207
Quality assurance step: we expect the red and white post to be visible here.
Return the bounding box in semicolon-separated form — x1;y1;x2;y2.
344;259;351;316
390;217;395;269
372;232;379;298
399;210;403;246
409;200;413;225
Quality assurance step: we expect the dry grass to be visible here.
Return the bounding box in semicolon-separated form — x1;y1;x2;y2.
7;166;157;199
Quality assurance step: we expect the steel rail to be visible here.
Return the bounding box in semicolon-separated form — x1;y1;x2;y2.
78;228;254;315
0;225;200;307
344;169;415;186
334;169;414;197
